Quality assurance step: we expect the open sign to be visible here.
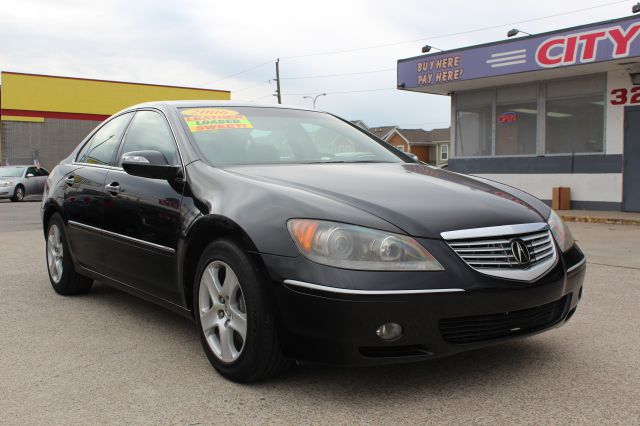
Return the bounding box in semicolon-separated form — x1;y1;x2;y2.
498;111;518;126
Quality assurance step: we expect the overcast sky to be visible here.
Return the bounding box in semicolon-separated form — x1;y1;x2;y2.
0;0;634;129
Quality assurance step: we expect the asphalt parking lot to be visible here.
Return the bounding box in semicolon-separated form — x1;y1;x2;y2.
1;200;639;424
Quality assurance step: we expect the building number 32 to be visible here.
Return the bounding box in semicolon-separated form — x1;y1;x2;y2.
610;87;640;105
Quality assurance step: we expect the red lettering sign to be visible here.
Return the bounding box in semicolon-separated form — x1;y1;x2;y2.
537;39;565;66
536;23;640;67
610;87;640;105
579;31;606;61
608;25;640;57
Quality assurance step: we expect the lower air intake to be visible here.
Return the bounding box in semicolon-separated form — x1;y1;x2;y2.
439;296;569;344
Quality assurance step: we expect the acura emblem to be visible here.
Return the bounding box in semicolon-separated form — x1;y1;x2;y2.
510;239;531;265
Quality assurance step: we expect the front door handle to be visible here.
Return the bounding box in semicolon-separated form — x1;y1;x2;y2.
105;182;121;195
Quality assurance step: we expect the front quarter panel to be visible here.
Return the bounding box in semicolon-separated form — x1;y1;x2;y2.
182;161;406;258
41;156;82;232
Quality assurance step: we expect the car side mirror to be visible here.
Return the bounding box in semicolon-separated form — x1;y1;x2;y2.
121;150;181;180
26;173;35;178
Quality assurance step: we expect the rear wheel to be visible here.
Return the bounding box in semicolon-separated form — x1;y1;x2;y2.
46;213;93;295
10;185;24;202
194;239;291;382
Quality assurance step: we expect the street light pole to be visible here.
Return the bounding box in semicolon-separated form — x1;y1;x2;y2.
302;93;327;109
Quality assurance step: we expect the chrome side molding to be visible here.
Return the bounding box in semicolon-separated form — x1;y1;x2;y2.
283;279;465;295
68;220;175;254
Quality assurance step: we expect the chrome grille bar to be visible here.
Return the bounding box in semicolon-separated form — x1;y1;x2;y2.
441;223;558;282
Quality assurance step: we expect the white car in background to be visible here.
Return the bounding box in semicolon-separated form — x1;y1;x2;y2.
0;166;49;202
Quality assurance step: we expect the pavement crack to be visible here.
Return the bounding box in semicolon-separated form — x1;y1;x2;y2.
587;261;640;271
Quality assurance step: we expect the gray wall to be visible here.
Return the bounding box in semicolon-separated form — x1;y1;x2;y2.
1;118;100;169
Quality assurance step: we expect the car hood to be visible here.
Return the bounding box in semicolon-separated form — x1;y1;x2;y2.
225;163;546;239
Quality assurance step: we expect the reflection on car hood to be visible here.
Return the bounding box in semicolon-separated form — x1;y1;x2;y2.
226;163;546;239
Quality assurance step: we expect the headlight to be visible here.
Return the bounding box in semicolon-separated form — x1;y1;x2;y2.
287;219;444;271
547;209;575;252
0;181;12;187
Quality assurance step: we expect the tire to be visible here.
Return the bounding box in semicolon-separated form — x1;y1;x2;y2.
10;185;25;202
46;213;93;295
194;239;291;382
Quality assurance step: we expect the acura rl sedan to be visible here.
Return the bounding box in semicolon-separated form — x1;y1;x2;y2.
41;102;586;382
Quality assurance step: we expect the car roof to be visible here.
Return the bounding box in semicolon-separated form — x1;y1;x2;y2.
125;100;317;112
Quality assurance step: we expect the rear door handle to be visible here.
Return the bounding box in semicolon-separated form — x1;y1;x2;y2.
65;176;75;186
105;182;121;195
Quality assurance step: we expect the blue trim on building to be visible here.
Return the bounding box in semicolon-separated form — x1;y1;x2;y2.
448;154;622;174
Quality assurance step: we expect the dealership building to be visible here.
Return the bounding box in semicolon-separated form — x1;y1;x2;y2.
398;14;640;212
0;72;230;169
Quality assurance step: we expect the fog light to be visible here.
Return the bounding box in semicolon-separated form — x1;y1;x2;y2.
376;323;403;341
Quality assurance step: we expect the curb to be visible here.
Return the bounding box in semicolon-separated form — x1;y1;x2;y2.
559;214;640;226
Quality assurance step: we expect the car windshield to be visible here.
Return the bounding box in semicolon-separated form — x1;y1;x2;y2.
0;167;25;177
179;107;404;166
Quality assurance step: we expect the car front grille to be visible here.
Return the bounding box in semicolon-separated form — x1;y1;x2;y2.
442;224;558;281
447;229;554;269
439;296;569;344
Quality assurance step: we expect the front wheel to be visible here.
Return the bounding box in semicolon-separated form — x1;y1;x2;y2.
194;239;291;382
46;213;93;295
10;185;24;202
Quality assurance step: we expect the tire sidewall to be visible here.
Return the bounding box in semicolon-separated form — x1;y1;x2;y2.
12;185;24;202
193;239;274;381
46;214;73;291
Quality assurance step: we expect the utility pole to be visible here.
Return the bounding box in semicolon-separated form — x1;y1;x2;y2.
275;58;282;104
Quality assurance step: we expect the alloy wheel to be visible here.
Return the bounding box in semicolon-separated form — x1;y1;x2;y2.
16;187;24;201
47;224;64;283
198;260;248;363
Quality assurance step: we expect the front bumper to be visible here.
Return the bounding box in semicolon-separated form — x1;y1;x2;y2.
262;243;586;366
0;186;15;198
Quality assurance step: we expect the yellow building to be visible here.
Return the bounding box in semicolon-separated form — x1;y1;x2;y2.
0;71;230;168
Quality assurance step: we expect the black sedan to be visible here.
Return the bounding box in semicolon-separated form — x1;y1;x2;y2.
41;102;586;382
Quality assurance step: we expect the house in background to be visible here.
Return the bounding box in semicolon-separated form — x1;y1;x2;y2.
350;120;370;131
369;125;398;140
348;120;450;166
384;127;450;166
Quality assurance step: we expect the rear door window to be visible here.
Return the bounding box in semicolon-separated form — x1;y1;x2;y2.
77;113;133;165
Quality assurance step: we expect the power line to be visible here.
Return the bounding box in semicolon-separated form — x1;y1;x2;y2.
283;88;396;96
280;0;628;59
248;93;276;102
214;1;627;97
232;80;271;93
242;87;396;102
210;59;274;84
281;68;395;80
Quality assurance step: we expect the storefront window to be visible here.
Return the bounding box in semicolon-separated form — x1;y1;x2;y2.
455;90;492;157
496;84;537;156
545;75;605;154
453;74;605;158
